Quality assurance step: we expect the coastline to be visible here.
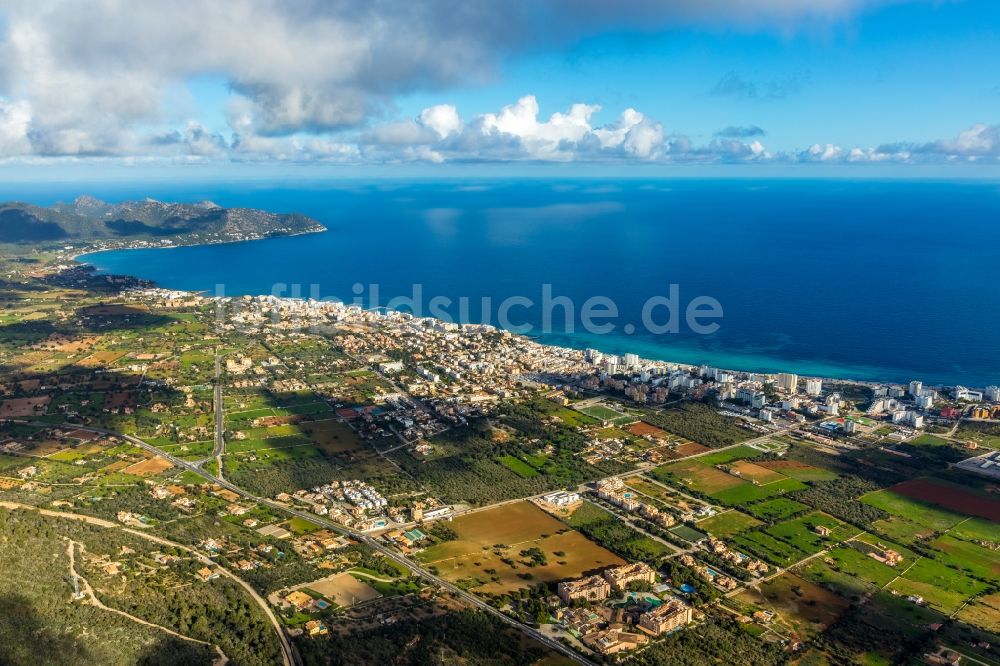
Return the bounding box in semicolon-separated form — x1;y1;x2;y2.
69;224;327;262
70;234;975;394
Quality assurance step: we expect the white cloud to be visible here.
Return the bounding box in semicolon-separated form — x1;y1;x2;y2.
0;0;918;160
793;123;1000;164
359;96;766;164
929;123;998;156
0;98;32;155
420;105;463;138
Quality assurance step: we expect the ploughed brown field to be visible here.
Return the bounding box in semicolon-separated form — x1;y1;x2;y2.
416;501;624;594
627;421;668;439
0;397;51;417
122;456;173;476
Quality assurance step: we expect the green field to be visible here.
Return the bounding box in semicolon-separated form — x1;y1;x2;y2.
733;512;849;567
576;404;634;426
733;530;811;566
747;498;811;522
801;544;900;597
563;501;671;561
497;455;540;478
861;489;966;533
910;434;951;447
710;477;807;506
669;525;708;543
697;445;762;465
696;510;763;537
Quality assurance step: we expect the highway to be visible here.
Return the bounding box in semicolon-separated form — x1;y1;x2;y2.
24;420;599;666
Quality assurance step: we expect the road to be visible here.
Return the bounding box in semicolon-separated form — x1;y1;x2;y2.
201;351;225;477
23;421;598;666
16;416;799;666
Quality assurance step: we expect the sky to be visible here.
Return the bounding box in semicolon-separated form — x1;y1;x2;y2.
1;0;999;176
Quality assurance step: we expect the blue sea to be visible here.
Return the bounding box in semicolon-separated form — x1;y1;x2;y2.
21;178;998;387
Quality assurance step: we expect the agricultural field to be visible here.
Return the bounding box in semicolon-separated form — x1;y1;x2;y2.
882;477;1000;522
651;460;745;495
710;478;807;506
793;476;1000;632
696;445;762;465
746;498;811;522
562;500;671;561
887;556;990;614
862;484;976;539
756;459;837;483
497;455;541;478
736;572;851;642
626;421;668;439
732;512;853;567
728;461;787;485
696;510;763;537
651;456;807;507
415;501;624;595
958;593;1000;632
800;542;901;599
666;441;712;458
624;476;712;515
910;433;951;447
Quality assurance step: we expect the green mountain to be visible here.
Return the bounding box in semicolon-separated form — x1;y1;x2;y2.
0;195;324;244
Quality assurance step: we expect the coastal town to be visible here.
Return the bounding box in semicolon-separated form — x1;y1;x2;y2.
0;247;998;666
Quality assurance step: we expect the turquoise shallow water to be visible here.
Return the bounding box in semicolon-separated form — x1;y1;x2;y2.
66;178;1000;387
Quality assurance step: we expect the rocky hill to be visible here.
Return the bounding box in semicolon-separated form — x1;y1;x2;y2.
0;195;325;244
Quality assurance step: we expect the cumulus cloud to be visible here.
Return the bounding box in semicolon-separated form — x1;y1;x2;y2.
792;124;1000;164
0;1;988;167
0;0;517;155
355;96;774;164
0;98;32;155
895;123;1000;159
0;0;915;159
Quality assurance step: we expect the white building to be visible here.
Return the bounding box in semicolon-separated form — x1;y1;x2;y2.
776;373;799;393
623;353;640;369
417;366;440;383
908;380;923;397
916;394;934;410
892;410;924;428
541;491;580;506
805;378;823;397
986;386;1000;402
954;386;984;402
738;388;766;409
